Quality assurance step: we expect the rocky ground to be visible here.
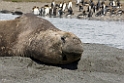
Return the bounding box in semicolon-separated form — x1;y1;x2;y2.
0;0;124;83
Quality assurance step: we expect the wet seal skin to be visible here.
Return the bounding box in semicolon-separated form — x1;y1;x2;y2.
0;13;83;66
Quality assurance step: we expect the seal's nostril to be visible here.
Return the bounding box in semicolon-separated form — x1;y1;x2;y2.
61;36;66;43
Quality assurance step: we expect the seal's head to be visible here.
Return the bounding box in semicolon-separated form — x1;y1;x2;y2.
29;30;83;64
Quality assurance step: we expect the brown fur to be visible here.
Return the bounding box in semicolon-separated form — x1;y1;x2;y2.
0;14;83;64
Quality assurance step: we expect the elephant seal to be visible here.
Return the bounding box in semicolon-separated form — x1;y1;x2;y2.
0;13;83;64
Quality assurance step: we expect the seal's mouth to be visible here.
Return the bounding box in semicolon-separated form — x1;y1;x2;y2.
60;51;82;65
62;51;67;60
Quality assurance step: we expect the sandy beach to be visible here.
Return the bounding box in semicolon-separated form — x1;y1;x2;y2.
0;43;124;83
0;0;124;83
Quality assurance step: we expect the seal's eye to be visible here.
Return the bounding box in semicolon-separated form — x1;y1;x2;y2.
61;36;66;43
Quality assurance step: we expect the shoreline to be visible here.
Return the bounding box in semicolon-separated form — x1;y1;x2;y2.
0;1;124;21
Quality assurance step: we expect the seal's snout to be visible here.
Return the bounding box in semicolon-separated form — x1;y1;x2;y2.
61;35;83;63
61;36;83;54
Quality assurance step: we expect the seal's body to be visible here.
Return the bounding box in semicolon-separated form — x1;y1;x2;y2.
0;14;83;64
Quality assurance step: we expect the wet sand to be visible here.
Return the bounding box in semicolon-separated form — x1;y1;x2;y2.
0;43;124;83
